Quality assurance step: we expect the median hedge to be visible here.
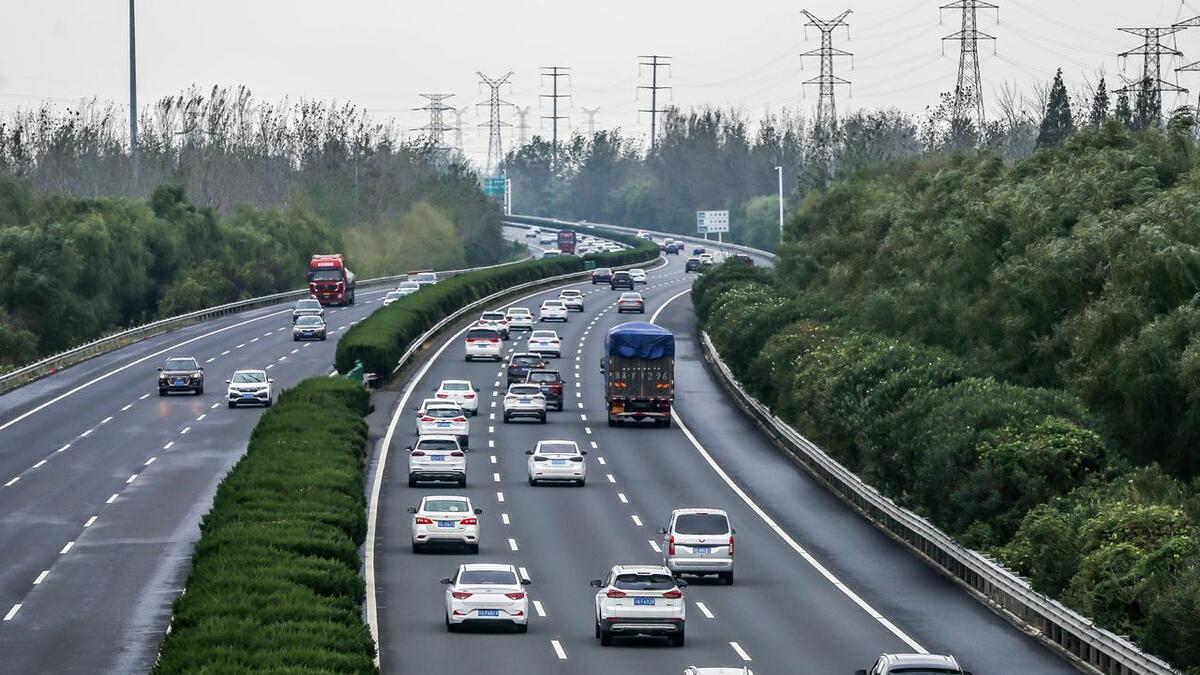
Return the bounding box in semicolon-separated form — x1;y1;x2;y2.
335;227;658;377
152;377;376;674
694;264;1200;671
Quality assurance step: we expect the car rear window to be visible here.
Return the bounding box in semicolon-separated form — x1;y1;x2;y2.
614;573;676;591
511;355;543;366
527;372;558;382
466;329;499;340
560;290;581;297
543;300;564;306
531;331;556;339
459;570;517;585
416;439;459;451
595;268;612;274
296;300;320;309
508;308;530;315
538;442;577;454
424;499;470;513
620;293;641;300
425;407;460;419
674;513;729;535
509;385;541;396
481;312;505;320
442;382;470;391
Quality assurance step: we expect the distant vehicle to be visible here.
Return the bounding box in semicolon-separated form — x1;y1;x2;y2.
526;369;564;411
464;327;503;361
730;253;755;266
225;369;272;408
507;352;548;384
528;330;562;358
526;439;587;486
505;307;534;331
855;654;971;675
396;281;421;296
610;271;635;291
435;379;480;415
685;258;702;273
692;246;706;255
539;232;556;245
628;268;648;284
409;495;482;554
658;508;735;584
665;243;681;255
602;322;674;427
477;311;510;340
559;289;584;311
636;230;652;240
292;298;325;323
542;250;561;257
617;292;645;314
158;357;204;396
308;254;356;306
407;435;466;487
591;268;614;284
414;400;470;448
382;290;405;307
503;383;547;424
442;563;530;632
557;229;578;254
591;565;686;646
293;315;327;341
539;299;568;322
411;271;439;287
526;227;540;238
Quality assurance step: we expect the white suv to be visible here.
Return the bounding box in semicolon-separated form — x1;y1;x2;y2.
436;380;480;415
443;563;530;632
415;400;470;448
527;330;561;358
503;384;547;424
591;564;686;646
409;495;482;553
658;508;735;584
505;307;534;332
464;327;503;362
477;311;510;339
559;289;584;311
539;299;568;322
407;435;466;488
526;439;587;486
225;369;273;408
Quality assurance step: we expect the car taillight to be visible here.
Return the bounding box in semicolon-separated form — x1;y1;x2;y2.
661;589;683;599
452;416;467;422
729;535;735;556
569;457;583;463
436;393;448;398
532;456;547;462
489;338;500;343
414;516;434;524
668;535;676;555
411;450;426;456
459;517;477;526
504;592;525;600
451;451;465;457
605;589;627;598
420;416;435;422
451;591;473;600
464;393;476;399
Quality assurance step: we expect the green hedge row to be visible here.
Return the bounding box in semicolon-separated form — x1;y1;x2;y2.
335;226;658;377
152;377;376;674
694;264;1200;670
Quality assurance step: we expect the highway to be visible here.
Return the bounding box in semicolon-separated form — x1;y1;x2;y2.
368;248;1080;674
0;232;536;673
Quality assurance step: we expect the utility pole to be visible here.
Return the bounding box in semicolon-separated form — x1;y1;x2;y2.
413;93;456;150
1176;17;1200;110
515;106;531;146
540;66;571;163
1118;26;1186;113
477;71;514;177
128;0;138;190
940;0;998;128
638;55;671;150
581;107;601;136
799;11;852;133
776;166;784;239
450;108;468;151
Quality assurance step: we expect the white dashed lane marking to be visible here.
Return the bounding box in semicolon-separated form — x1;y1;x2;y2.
696;601;715;619
731;642;752;661
648;539;661;553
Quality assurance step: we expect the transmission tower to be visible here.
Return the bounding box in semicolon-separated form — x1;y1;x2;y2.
638;55;672;149
450;108;467;150
515;106;531;146
799;11;852;132
940;1;998;128
1117;26;1187;112
540;66;571;162
1175;17;1200;109
581;107;601;136
413;93;455;148
476;71;514;177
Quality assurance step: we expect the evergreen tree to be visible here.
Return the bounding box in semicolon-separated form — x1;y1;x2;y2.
1134;77;1161;131
1037;69;1075;148
1115;90;1134;129
1089;77;1110;128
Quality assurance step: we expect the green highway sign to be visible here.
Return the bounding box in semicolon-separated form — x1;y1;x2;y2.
483;177;506;196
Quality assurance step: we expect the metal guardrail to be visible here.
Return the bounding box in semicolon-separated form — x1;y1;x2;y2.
698;331;1180;675
0;254;532;396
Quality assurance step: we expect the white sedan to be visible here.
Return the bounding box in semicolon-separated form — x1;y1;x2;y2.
435;379;480;415
503;384;547;424
505;307;534;332
225;369;273;408
629;268;648;284
382;290;405;307
527;330;562;358
539;299;568;322
415;399;470;448
409;495;482;553
527;439;587;486
559;289;584;311
407;435;466;488
443;563;530;632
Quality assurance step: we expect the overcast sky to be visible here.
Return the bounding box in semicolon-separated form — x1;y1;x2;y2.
3;0;1200;166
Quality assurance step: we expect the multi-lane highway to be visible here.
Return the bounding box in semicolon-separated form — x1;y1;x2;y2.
368;249;1080;674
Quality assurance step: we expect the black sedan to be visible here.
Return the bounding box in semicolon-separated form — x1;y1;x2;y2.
591;268;613;284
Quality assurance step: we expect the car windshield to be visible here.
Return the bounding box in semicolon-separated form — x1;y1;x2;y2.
614;573;676;591
509;386;541;396
297;316;323;326
232;372;266;383
424;499;470;513
459;570;517;585
527;372;557;382
620;293;641;301
425;407;460;419
308;270;343;282
538;442;577;455
164;359;196;370
531;331;556;339
466;329;498;339
416;439;459;451
511;355;543;366
674;513;730;535
296;300;321;309
442;382;470;391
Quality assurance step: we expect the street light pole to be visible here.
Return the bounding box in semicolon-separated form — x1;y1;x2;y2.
129;0;139;191
776;166;784;240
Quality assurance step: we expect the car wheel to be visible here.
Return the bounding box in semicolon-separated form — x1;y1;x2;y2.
408;476;418;488
158;388;167;397
661;417;672;428
468;543;479;555
539;414;547;424
607;418;616;427
671;628;685;647
446;614;457;632
595;619;601;639
458;477;467;488
503;415;510;423
600;627;613;646
196;385;204;395
576;479;585;487
227;401;236;409
722;571;734;585
412;542;421;554
265;399;272;408
528;476;536;486
516;623;528;634
320;335;327;341
293;336;299;342
464;356;472;362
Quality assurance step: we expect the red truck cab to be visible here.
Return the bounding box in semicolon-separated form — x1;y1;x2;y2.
308;254;357;306
557;230;577;254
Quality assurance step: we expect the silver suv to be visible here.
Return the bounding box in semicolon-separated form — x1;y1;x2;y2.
855;654;971;675
658;508;734;584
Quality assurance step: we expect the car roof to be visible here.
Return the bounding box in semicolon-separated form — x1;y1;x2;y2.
560;289;581;294
611;564;673;575
232;369;266;375
422;494;469;504
416;434;460;442
620;292;642;297
672;507;729;517
881;654;961;669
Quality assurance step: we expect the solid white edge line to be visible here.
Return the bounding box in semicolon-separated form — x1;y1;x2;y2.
650;288;928;655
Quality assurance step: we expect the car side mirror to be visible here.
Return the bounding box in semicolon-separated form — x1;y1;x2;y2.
440;578;452;585
676;579;688;588
406;507;417;514
225;379;231;384
731;528;736;534
268;378;274;383
404;446;413;452
580;450;588;455
521;578;531;585
474;387;480;392
157;367;163;372
656;527;668;534
525;449;534;455
474;508;483;515
198;367;204;371
589;579;603;588
854;671;868;675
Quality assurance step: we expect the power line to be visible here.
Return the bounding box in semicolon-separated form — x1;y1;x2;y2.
941;0;998;128
476;71;513;177
638;55;672;150
1174;17;1200;109
799;10;852;132
413;93;455;149
580;107;601;136
539;66;571;162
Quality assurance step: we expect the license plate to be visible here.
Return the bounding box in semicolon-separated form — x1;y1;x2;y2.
693;546;712;554
431;455;445;462
436;422;451;427
519;398;531;404
438;520;456;528
634;597;656;606
241;394;256;399
478;609;500;617
551;459;567;466
170;379;185;385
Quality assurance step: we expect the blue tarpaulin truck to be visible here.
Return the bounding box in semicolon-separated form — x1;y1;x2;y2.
602;322;675;427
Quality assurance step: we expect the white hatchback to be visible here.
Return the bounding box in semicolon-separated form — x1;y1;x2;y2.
527;330;562;358
629;268;648;284
505;307;534;331
415;400;470;448
407;435;467;487
410;495;482;553
539;299;568;322
435;380;480;415
527;439;587;486
558;289;584;311
443;563;530;632
592;564;686;646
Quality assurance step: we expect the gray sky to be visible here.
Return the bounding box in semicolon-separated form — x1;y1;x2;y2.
3;0;1200;166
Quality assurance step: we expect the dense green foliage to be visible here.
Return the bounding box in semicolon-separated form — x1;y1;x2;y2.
336;225;658;377
151;377;375;674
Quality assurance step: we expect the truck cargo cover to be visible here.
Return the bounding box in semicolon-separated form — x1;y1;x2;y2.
605;322;675;359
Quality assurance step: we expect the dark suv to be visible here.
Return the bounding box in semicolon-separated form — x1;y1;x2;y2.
665;243;680;255
591;268;614;284
685;257;702;273
526;369;564;411
158;357;204;396
610;271;635;290
507;352;549;384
